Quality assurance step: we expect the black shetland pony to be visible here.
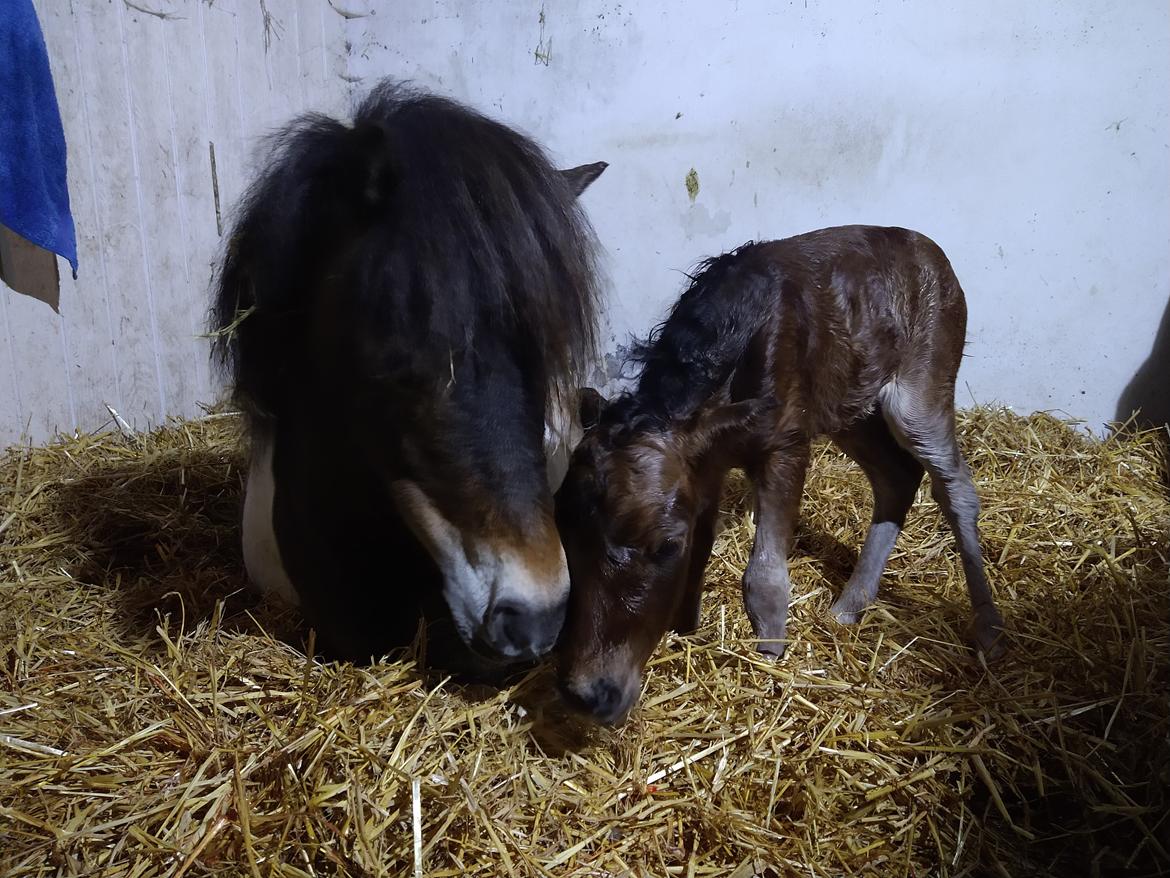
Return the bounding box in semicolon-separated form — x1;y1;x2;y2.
212;81;607;668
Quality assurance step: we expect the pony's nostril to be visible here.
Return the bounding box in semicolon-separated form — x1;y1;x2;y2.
483;599;564;660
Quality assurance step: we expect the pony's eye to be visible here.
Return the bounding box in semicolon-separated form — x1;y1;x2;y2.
650;538;683;564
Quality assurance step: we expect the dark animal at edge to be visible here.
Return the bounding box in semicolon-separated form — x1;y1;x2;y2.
555;225;1007;724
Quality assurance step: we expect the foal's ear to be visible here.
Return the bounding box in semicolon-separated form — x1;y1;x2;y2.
577;387;609;429
560;161;608;197
687;398;777;463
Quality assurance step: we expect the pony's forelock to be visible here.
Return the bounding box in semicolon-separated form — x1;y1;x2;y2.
210;80;601;427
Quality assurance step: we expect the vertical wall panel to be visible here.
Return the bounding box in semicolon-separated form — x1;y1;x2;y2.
0;287;28;439
64;1;166;429
39;2;123;435
157;13;218;402
118;2;187;419
314;4;355;112
200;2;250;225
3;1;352;446
0;289;73;440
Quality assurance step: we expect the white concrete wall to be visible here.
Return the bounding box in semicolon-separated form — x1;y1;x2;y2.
1;0;350;445
3;1;1167;445
349;0;1170;432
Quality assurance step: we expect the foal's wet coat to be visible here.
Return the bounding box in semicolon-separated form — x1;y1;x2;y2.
557;226;1006;725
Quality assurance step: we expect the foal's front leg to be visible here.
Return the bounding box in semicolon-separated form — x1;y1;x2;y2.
743;440;810;657
672;495;720;634
673;471;725;633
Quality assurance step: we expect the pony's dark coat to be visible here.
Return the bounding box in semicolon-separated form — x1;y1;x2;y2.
211;82;604;666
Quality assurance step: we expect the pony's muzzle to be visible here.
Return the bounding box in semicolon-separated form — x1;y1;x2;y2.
481;596;567;661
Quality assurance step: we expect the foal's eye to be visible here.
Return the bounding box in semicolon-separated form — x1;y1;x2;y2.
606;545;634;567
650;538;683;564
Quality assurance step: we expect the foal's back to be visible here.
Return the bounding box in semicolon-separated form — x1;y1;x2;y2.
724;225;967;435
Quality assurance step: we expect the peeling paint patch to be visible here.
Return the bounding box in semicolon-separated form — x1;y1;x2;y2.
685;167;699;201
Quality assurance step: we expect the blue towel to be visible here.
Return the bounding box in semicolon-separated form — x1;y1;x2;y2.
0;0;78;277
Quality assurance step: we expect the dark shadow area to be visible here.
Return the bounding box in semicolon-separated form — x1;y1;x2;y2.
794;522;859;593
49;445;306;648
506;663;604;757
46;442;547;693
913;539;1170;878
1116;293;1170;438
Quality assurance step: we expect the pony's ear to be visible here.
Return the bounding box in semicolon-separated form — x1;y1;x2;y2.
685;398;778;465
560;161;608;197
577;387;609;429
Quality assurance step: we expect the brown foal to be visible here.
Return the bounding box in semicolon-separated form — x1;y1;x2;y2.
555;225;1006;724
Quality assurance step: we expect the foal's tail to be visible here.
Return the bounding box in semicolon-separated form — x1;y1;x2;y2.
210;103;398;422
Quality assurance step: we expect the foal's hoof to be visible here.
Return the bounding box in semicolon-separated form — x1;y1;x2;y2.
829;597;864;626
973;608;1007;662
755;637;787;659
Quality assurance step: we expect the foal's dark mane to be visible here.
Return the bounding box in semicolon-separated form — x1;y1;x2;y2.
598;242;773;442
211;80;600;423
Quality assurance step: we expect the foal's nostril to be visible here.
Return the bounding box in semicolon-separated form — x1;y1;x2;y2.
557;678;592;714
559;677;627;724
482;598;566;660
593;678;623;717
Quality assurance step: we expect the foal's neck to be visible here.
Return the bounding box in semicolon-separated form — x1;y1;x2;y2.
633;357;728;426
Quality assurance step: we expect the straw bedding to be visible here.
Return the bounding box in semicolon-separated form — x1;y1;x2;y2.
0;408;1166;877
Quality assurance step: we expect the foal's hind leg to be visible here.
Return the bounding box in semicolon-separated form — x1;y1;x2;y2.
828;412;925;624
879;382;1006;658
743;439;810;657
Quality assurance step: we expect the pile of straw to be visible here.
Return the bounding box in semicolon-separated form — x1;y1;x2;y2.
1;409;1166;877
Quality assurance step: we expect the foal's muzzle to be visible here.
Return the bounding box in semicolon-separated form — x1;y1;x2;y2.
558;675;634;726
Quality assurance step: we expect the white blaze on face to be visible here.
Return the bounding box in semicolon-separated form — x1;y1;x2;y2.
242;438;299;606
390;480;569;646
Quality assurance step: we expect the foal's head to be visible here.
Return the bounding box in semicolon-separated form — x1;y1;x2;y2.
556;390;765;723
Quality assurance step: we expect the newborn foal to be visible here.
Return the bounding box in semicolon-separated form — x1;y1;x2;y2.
556;226;1006;724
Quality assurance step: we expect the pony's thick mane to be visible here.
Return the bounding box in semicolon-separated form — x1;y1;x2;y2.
598;243;774;441
211;80;600;424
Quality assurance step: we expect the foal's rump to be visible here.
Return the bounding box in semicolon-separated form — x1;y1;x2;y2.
729;226;968;434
